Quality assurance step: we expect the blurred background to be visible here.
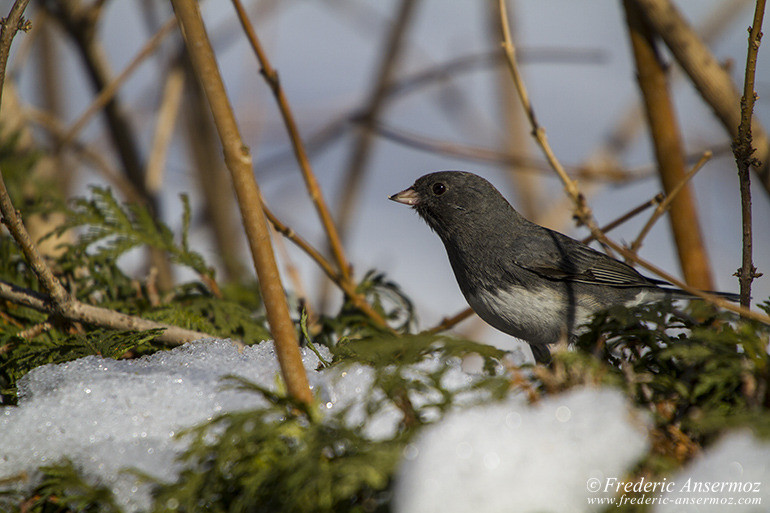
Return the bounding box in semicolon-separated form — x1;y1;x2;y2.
3;0;768;350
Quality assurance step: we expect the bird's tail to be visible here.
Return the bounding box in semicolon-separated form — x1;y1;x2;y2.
662;288;741;303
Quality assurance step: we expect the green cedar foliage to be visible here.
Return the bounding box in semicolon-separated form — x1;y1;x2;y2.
0;184;271;403
3;136;770;513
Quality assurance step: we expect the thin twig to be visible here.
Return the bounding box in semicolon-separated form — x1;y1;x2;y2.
0;0;31;111
16;321;53;339
262;206;392;330
425;307;475;334
629;151;712;254
594;233;770;325
581;193;663;245
733;0;766;309
230;0;352;282
170;0;313;405
498;0;602;239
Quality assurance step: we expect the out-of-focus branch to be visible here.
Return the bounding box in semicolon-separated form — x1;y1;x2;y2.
169;0;313;406
24;107;145;204
733;0;766;309
1;4;219;346
145;64;184;194
44;0;148;205
631;0;770;196
181;53;245;282
333;0;418;245
59;16;177;149
0;0;31;111
368;121;639;183
45;0;175;290
624;0;714;290
230;0;352;282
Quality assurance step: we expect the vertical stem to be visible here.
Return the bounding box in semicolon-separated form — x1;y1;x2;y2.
623;0;714;289
733;0;766;308
169;0;312;405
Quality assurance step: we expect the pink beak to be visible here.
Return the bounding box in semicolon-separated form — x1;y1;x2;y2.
389;187;420;206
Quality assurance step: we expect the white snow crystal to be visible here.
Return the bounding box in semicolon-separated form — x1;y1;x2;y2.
393;387;649;513
655;431;770;513
0;338;328;512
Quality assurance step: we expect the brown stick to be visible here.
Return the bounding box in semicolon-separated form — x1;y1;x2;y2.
169;0;312;405
230;0;352;282
498;0;602;240
0;279;214;344
0;0;31;111
733;0;766;308
624;1;714;289
631;0;770;196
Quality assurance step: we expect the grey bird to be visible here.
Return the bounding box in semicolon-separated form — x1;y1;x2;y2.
390;171;739;363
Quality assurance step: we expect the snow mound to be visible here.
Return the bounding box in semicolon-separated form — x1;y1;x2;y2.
0;339;327;512
393;387;649;513
655;431;770;513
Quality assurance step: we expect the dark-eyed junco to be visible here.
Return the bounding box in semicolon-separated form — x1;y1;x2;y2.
390;171;739;363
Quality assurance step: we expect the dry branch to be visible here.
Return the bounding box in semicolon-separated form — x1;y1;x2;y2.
169;0;313;405
0;279;213;344
632;0;770;196
733;0;766;308
624;1;714;289
230;0;352;283
498;0;602;240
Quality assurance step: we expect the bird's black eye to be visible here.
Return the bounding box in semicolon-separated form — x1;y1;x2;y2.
432;182;446;196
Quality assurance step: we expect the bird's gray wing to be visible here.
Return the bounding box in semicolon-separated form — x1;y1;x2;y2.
509;227;663;288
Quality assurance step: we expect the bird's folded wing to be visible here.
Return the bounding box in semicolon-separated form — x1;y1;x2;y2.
510;230;663;288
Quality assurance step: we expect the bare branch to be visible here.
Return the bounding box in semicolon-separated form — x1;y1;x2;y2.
498;0;602;240
169;0;313;405
632;0;770;196
733;0;766;308
230;0;352;282
624;0;714;289
0;279;214;345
